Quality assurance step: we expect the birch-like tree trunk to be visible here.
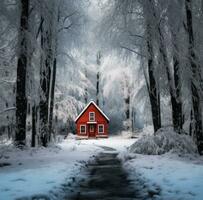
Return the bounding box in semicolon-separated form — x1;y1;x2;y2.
39;16;52;147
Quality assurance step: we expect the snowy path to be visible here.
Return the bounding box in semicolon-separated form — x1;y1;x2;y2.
65;147;154;200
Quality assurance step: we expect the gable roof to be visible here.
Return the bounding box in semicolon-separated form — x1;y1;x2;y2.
75;100;110;123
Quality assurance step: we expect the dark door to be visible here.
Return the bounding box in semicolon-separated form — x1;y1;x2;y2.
89;124;96;137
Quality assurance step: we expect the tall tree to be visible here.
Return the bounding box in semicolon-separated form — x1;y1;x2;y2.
39;13;52;147
146;24;161;133
31;105;36;147
171;34;183;132
123;72;131;131
96;51;102;106
168;1;184;132
15;0;29;146
84;68;88;104
148;0;183;133
143;1;161;133
48;57;57;141
185;0;203;154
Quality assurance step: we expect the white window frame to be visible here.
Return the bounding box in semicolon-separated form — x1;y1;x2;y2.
80;125;86;134
98;124;104;134
89;112;95;121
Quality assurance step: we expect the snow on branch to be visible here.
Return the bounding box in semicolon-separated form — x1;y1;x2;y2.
120;45;146;57
62;11;78;24
58;23;73;33
0;107;16;115
0;80;15;84
128;31;145;39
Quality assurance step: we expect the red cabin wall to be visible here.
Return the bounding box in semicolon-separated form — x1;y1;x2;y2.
76;104;109;137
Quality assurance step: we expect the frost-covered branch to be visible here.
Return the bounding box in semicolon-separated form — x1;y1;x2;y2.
120;45;146;57
0;107;16;115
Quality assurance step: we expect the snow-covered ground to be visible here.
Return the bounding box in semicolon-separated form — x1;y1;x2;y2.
0;139;97;199
123;153;203;200
79;135;136;152
120;127;203;200
1;133;203;200
0;136;136;200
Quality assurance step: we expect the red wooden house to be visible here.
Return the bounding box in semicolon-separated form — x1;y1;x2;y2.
75;101;109;138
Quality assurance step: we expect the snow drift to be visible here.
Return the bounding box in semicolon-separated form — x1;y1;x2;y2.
129;128;197;155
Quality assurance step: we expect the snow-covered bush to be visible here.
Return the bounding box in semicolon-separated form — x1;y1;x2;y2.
129;128;198;155
66;133;77;140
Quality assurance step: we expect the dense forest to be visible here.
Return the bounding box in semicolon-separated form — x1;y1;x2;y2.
0;0;203;154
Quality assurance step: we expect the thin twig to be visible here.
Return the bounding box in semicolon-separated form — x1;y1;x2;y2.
120;45;147;57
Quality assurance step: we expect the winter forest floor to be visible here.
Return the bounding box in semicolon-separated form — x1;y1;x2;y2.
0;136;136;200
0;135;203;200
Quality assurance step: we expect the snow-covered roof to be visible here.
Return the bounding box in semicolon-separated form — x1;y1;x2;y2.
75;100;110;122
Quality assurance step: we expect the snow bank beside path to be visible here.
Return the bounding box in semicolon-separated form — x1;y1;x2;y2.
129;127;197;155
124;153;203;200
120;128;203;200
0;139;100;200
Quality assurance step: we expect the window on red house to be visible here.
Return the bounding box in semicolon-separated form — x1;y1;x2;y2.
98;124;104;134
89;112;95;121
80;125;86;134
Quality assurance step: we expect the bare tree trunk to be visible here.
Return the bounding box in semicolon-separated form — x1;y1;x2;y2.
15;0;29;147
39;19;51;147
189;109;194;136
125;91;130;131
96;72;100;106
31;105;36;147
48;5;62;141
146;22;161;133
202;0;203;17
185;0;203;154
96;52;102;106
131;108;134;132
85;89;88;104
84;68;88;104
172;43;183;132
49;57;57;141
158;25;183;133
46;30;52;142
151;0;183;133
168;2;184;132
